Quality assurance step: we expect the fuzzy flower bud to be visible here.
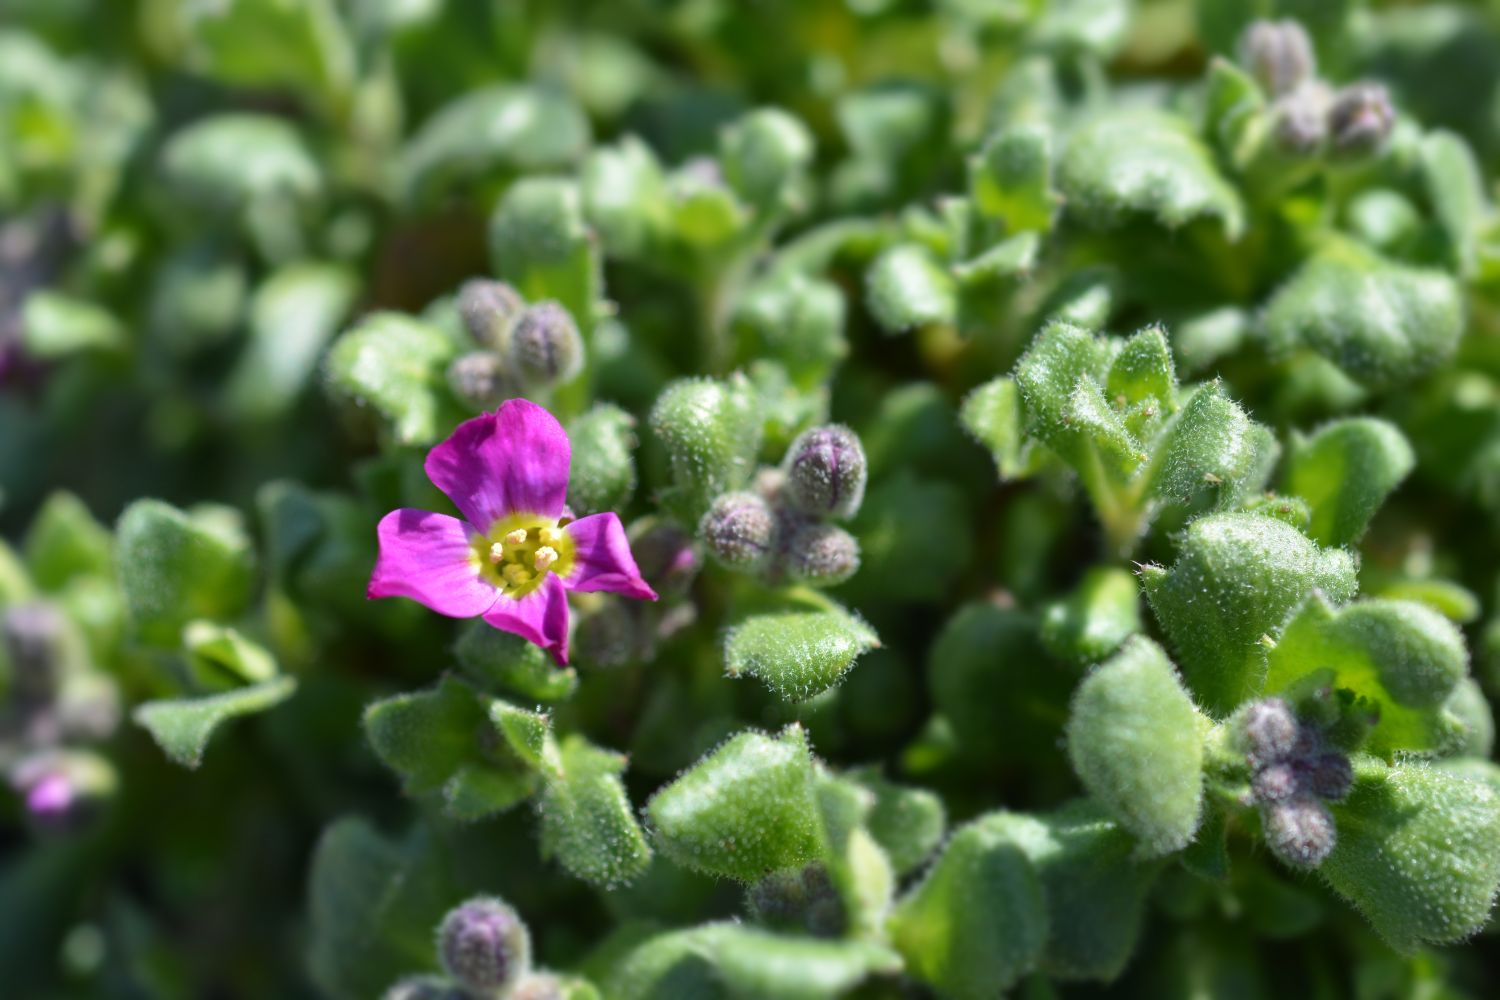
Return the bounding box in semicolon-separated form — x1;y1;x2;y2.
1250;761;1299;804
700;491;777;571
458;279;526;351
782;425;868;520
629;521;700;596
447;352;512;411
1239;698;1300;765
782;522;860;587
1237;19;1316;97
747;863;846;938
2;602;63;703
506;301;584;387
573;601;640;669
382;976;464;1000
1270;82;1330;156
437;897;531;996
1327;83;1395;158
1300;751;1354;801
1263;795;1337;868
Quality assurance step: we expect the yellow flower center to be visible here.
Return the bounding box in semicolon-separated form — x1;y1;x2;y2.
472;513;575;599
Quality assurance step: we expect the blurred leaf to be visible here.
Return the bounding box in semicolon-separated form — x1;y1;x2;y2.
20;291;125;358
115;500;256;647
324;312;462;446
1282;418;1414;548
134;676;296;769
969;123;1056;232
227;262;357;420
489;177;600;328
453;621;578;703
649;375;762;523
160;113;321;215
23;490;111;590
865;244;956;333
566;404;637;517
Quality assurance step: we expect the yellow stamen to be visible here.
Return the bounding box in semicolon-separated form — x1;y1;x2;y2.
533;546;558;572
488;542;505;564
539;526;563;547
503;564;531;587
504;528;528;545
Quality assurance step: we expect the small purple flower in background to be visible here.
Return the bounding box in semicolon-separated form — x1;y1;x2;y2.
368;399;657;664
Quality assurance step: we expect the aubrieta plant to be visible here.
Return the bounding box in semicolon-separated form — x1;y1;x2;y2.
7;1;1500;997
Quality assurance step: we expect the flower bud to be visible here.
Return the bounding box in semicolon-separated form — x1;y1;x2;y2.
573;601;641;669
1327;83;1395;158
437;896;531;996
782;522;861;587
1270;83;1329;156
382;976;464;1000
1251;761;1299;805
747;863;846;938
1263;795;1337;868
447;352;513;411
506;301;584;387
629;520;700;596
457;279;526;351
1237;19;1316;97
1300;751;1354;801
699;491;777;571
2;602;63;703
782;425;867;520
1238;698;1299;765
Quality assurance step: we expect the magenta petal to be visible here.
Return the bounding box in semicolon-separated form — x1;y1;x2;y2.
483;574;571;665
368;509;499;618
424;399;570;529
562;512;659;601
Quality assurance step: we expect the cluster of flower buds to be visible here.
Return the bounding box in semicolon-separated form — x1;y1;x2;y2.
449;279;584;409
746;862;846;938
1;602;120;832
1237;697;1354;868
1237;19;1395;160
384;896;574;1000
699;425;867;587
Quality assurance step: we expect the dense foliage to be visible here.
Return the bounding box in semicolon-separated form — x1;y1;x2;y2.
6;0;1500;997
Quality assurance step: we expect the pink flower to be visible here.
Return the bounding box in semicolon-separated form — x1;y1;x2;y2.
368;399;657;664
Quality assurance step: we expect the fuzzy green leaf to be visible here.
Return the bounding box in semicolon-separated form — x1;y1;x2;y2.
23;490;112;590
725;609;879;702
970;123;1056;232
453;622;579;703
1419;130;1488;277
1147;382;1262;502
324;313;462;447
134;676;296;769
1066;637;1205;856
1141;512;1358;716
582;136;670;258
1040;566;1141;667
1282;418;1414;548
646;726;822;882
115;500;255;647
849;768;946;877
227;262;357;420
960;376;1046;480
538;735;652;888
488;177;601;328
566;404;638;516
649;376;762;523
865;244;957;333
160;113;320;214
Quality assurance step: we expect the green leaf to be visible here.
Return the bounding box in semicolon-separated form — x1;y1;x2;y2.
734;273;848;391
306;818;453;1000
23;491;112;590
719;108;815;213
133;676;296;769
1262;597;1467;757
1040;566;1141;667
864;244;957;333
115;500;256;647
1105;326;1174;414
890;812;1048;999
1058;112;1244;237
952;231;1040;287
537;735;652;889
970;123;1056;232
182;621;278;689
1324;761;1500;952
489;700;551;769
1262;238;1463;390
668;171;748;249
1066;637;1205;856
1147;382;1262;503
178;0;354;110
1202;58;1265;162
400;85;591;201
611;924;900;1000
453;622;578;703
1141;512;1358;716
1014;321;1143;477
488;177;601;329
1004;801;1161;981
843;474;973;604
960;376;1046;480
363;677;486;796
566;404;638;517
226;262;357;420
582;136;670;258
443;764;535;822
324;312;462;447
1282;418;1414;548
724;608;879;702
160;113;321;215
648;375;762;523
646;726;822;882
20;292;126;358
1418;130;1488;277
848;768;946;877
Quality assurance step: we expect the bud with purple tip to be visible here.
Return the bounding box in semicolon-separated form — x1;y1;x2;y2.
1327;83;1395;158
700;492;777;571
458;279;526;352
782;425;867;520
506;301;584;387
1237;19;1316;97
437;896;531;996
1263;795;1337;868
782;522;861;587
447;352;513;411
1238;698;1300;765
1270;83;1330;156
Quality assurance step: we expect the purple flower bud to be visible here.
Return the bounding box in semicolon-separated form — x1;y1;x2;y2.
574;601;641;669
748;863;845;938
1263;796;1337;868
437;897;531;996
1251;761;1299;804
24;772;74;823
1327;83;1395;158
700;492;777;571
507;301;584;387
458;279;526;351
1239;698;1300;765
1300;751;1354;801
782;522;860;587
1270;83;1330;156
382;975;465;1000
1237;19;1316;97
782;425;867;520
629;521;700;596
447;352;513;411
3;602;63;703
